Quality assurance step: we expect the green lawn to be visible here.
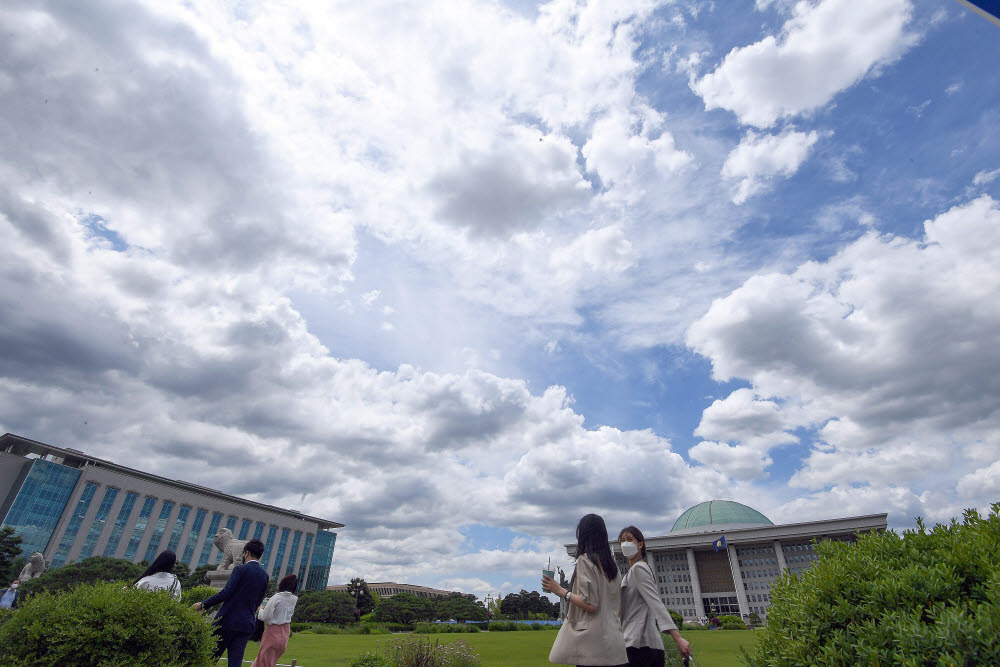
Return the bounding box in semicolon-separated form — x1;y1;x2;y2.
238;629;756;667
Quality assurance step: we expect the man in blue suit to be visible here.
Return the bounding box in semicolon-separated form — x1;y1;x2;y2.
192;538;269;667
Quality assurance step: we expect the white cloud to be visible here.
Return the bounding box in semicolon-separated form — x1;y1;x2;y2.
692;0;917;128
687;195;1000;518
722;129;820;203
689;441;773;480
973;168;1000;186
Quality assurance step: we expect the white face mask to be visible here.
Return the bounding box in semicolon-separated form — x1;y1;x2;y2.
621;541;639;558
10;584;18;590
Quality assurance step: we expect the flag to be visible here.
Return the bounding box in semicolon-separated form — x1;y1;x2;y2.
956;0;1000;26
713;535;727;552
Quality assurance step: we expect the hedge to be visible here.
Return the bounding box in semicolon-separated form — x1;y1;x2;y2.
745;504;1000;666
0;581;215;666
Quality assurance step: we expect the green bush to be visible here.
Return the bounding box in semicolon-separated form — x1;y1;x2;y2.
373;621;414;632
348;636;480;667
414;622;481;634
348;653;393;667
745;504;1000;666
19;556;144;596
718;614;745;630
290;622;312;633
180;585;217;608
667;608;684;628
0;581;215;666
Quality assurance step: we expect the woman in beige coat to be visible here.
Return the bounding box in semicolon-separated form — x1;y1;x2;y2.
543;514;628;667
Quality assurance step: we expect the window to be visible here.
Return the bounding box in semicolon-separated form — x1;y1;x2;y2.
51;482;100;567
181;509;208;565
102;491;138;557
143;501;175;563
271;528;290;577
166;505;191;553
78;486;119;560
198;512;224;566
260;525;278;567
238;519;252;540
124;497;157;561
2;459;82;557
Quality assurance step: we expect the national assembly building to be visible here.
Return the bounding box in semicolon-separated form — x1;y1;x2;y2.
571;499;886;622
0;433;342;591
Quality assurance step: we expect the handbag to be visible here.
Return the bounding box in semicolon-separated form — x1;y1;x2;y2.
251;618;266;642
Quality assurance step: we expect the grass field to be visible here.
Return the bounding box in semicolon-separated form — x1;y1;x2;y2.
238;629;756;667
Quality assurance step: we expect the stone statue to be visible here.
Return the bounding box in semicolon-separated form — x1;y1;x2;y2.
213;528;248;571
557;567;570;619
19;552;46;580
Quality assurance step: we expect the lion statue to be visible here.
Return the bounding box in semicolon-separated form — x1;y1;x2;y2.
18;552;46;580
213;528;249;571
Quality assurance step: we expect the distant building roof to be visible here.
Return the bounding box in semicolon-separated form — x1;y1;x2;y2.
670;499;773;535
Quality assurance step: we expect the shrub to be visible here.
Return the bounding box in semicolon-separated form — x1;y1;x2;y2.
290;622;312;633
348;653;392;667
414;622;480;634
349;636;480;667
487;620;518;631
745;504;1000;666
19;556;144;596
718;614;746;630
180;585;218;608
667;608;684;629
0;581;215;666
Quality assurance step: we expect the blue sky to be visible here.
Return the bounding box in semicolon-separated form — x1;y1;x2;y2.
1;0;999;600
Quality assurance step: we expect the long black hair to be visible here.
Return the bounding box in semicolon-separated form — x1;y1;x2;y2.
575;514;618;581
134;550;177;585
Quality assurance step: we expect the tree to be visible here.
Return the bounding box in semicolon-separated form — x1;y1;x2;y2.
746;505;1000;666
435;593;487;622
346;577;376;614
372;592;435;624
0;527;23;581
20;556;145;596
500;589;560;619
183;563;215;590
291;590;357;624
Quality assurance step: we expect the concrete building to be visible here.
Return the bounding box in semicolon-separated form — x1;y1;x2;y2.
568;499;886;621
0;433;342;591
328;582;460;600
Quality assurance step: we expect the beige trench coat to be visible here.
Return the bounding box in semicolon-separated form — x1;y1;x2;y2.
549;554;628;666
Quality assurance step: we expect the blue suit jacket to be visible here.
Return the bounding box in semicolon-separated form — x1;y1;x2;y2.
202;561;269;635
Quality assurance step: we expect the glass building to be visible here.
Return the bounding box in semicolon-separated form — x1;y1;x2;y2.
0;433;342;590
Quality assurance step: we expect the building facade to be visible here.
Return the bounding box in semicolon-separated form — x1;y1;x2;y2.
328;582;459;600
0;434;342;591
571;499;886;622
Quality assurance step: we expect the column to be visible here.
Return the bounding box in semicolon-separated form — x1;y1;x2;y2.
685;548;706;620
773;540;788;572
725;544;751;619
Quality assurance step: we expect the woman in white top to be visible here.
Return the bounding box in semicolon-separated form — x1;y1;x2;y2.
251;574;299;667
544;514;628;667
618;526;692;666
133;550;181;601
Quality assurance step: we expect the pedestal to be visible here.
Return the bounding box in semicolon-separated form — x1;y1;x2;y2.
207;568;235;591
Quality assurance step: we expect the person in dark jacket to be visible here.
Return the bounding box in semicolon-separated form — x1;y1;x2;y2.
192;538;269;667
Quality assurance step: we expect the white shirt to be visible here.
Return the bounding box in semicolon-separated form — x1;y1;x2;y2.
257;591;298;625
136;572;182;600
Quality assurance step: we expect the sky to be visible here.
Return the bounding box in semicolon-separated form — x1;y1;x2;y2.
1;0;999;600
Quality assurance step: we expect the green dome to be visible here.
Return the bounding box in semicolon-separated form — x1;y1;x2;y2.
670;500;773;533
